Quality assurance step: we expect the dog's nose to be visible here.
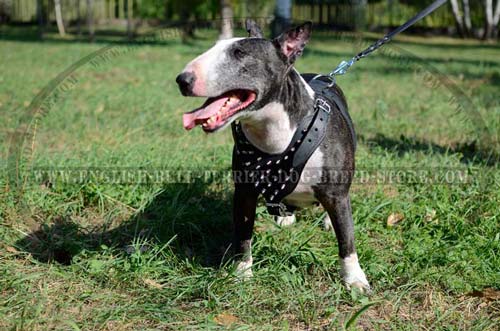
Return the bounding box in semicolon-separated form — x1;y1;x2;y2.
176;72;195;96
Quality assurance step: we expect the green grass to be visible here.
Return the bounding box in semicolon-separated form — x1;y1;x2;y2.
1;26;499;330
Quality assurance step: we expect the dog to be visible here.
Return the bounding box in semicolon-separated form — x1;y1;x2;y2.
176;20;370;292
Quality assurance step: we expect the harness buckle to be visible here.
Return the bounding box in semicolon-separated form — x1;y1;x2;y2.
314;98;331;114
266;202;293;217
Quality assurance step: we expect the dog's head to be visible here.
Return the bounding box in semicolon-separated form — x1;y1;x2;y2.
177;20;312;132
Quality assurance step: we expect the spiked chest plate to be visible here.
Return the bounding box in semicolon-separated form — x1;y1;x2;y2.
231;77;338;216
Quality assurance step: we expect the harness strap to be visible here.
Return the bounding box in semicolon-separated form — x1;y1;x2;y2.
232;76;345;217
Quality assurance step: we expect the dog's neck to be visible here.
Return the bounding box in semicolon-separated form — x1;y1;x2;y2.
239;70;315;154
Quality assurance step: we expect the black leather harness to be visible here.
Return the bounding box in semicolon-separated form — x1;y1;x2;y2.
230;0;447;216
232;75;355;216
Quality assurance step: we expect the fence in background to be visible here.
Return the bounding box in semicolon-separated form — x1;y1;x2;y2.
5;0;135;23
4;0;463;30
292;2;456;29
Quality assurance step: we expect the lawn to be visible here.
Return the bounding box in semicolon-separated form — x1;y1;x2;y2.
0;26;499;330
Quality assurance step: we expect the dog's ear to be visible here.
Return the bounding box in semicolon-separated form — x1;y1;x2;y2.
273;22;312;64
246;19;263;38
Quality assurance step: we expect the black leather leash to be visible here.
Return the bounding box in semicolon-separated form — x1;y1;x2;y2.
325;0;447;81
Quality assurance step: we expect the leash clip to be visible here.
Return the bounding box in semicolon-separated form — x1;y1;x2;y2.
331;60;351;76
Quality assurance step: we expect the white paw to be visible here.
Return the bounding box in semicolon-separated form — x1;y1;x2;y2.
323;214;334;231
276;214;296;227
234;258;253;280
340;253;371;293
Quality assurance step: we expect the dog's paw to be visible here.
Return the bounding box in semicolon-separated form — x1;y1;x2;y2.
275;214;296;227
234;258;253;280
340;254;371;294
323;214;333;231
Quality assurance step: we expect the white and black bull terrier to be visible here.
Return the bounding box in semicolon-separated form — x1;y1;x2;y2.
175;20;370;292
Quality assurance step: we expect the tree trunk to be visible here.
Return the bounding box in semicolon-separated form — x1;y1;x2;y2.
484;0;494;39
450;0;464;37
272;0;291;38
37;0;44;39
127;0;133;40
77;0;82;36
352;0;367;31
462;0;471;36
493;0;500;38
219;0;233;40
87;0;94;42
180;7;194;43
388;0;394;27
54;0;66;37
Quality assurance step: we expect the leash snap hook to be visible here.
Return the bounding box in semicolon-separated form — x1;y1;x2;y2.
331;60;351;76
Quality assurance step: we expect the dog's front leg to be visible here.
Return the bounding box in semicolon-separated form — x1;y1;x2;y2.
232;183;258;279
320;194;371;292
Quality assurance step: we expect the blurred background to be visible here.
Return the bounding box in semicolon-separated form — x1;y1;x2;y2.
0;0;498;41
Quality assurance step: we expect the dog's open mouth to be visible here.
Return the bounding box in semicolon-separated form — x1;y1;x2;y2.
182;89;256;132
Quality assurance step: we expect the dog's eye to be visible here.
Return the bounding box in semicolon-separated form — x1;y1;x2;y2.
233;48;245;59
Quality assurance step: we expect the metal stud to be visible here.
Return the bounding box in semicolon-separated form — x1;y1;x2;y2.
281;184;286;190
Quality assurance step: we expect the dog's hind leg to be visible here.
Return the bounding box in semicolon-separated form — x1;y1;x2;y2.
274;204;297;227
318;194;371;292
323;213;333;231
232;184;258;279
275;214;296;227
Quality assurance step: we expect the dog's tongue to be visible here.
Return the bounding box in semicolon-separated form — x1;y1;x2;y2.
182;97;227;130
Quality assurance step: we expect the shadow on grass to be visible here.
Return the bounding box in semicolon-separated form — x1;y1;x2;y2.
362;133;499;166
15;180;233;267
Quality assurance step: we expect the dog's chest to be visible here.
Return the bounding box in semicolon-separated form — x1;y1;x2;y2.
240;102;324;207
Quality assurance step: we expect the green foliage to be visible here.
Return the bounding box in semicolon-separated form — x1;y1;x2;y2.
0;27;499;330
137;0;167;20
